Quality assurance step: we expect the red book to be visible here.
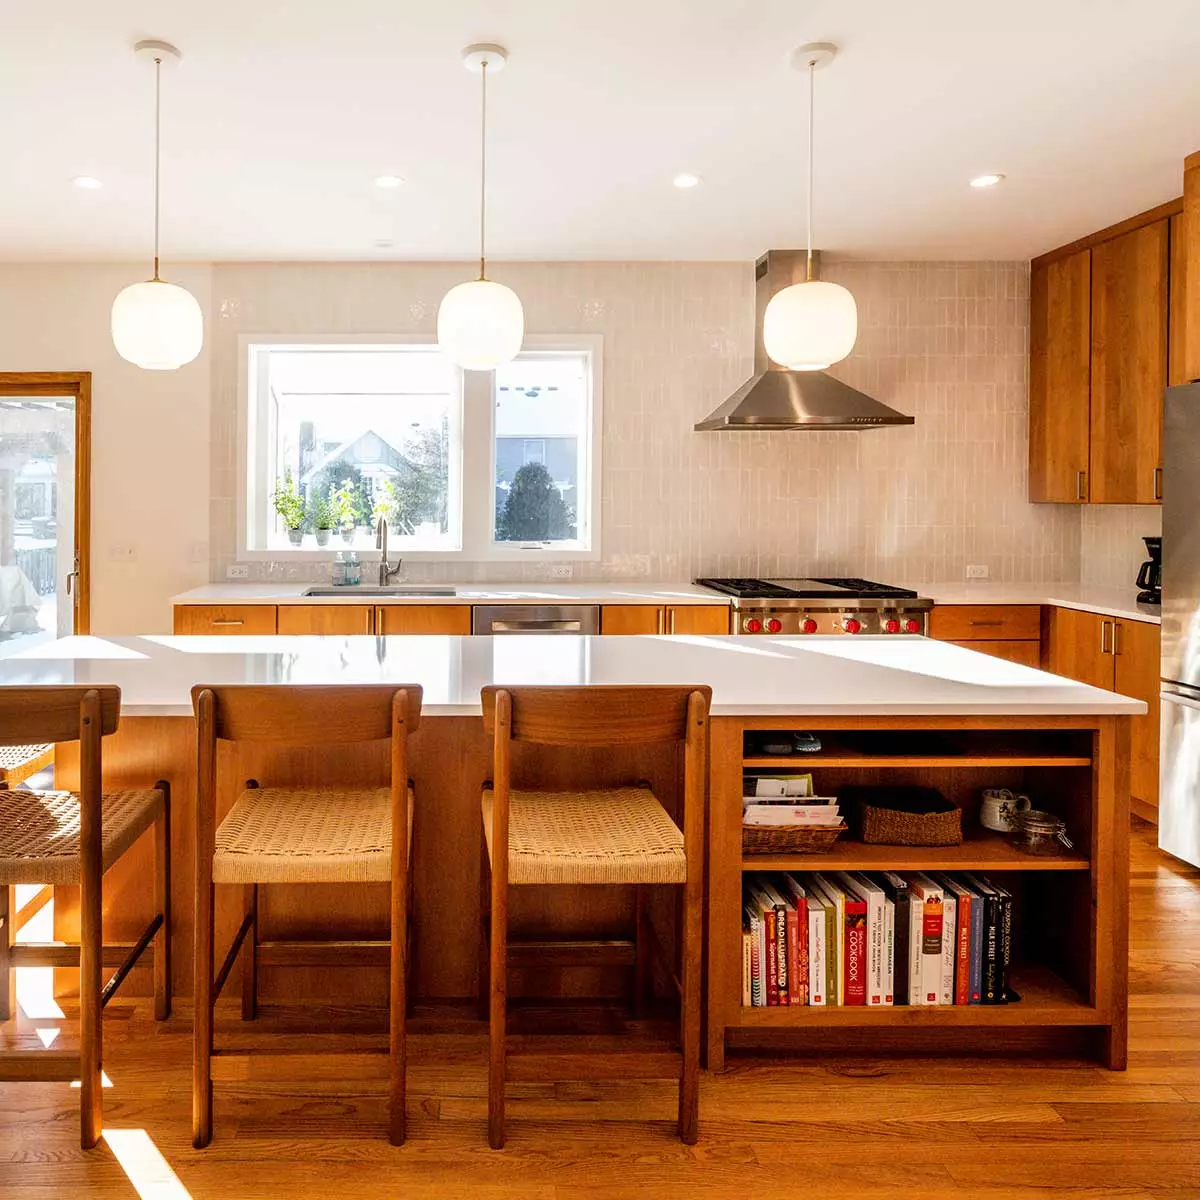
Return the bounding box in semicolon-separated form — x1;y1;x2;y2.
782;874;810;1006
763;908;779;1006
786;903;802;1005
843;895;868;1006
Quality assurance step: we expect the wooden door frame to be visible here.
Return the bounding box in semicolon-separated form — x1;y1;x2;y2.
0;372;91;633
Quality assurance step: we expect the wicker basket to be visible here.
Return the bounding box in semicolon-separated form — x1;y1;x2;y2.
842;786;962;846
742;821;847;855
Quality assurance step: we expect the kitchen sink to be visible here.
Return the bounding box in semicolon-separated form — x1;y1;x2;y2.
303;586;457;598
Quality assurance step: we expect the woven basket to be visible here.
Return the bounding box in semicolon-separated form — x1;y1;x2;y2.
742;822;847;855
842;786;962;846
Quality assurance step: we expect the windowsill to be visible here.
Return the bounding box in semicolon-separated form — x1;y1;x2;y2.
237;546;601;563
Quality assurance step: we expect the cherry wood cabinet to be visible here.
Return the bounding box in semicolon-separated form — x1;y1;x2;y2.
1030;249;1092;502
947;639;1042;668
1089;219;1168;503
600;605;730;635
276;605;374;635
374;605;472;635
1047;606;1161;815
929;605;1042;642
173;605;277;635
1169;212;1190;388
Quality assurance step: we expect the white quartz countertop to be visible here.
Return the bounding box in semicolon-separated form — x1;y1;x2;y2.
0;634;1146;719
906;582;1160;625
171;582;726;607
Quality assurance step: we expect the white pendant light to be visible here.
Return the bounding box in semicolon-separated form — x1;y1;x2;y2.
437;44;524;371
111;40;203;371
762;43;857;371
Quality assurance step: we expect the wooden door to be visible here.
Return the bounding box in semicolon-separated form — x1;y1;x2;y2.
1090;220;1168;503
1046;606;1115;691
1029;251;1091;502
375;604;472;634
1169;212;1190;388
666;605;731;635
600;605;663;634
276;604;375;635
1114;618;1162;814
173;605;278;635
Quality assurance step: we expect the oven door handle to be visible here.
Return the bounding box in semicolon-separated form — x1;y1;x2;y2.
488;619;584;633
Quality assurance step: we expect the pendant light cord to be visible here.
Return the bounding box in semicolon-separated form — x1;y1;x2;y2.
152;55;162;281
478;60;487;280
806;57;814;282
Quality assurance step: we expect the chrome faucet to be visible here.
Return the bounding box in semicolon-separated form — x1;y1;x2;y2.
374;517;404;587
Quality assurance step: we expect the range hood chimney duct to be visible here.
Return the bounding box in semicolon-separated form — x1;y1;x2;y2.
694;250;914;431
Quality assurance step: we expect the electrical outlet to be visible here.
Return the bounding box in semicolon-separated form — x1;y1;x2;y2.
108;542;137;562
226;564;250;580
965;564;990;580
550;565;573;580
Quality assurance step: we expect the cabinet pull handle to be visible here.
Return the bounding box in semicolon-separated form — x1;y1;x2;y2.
367;608;375;634
1154;467;1163;501
1113;621;1122;656
968;620;1004;628
668;609;676;634
656;608;665;635
1100;620;1112;655
1076;470;1088;501
374;606;383;635
210;619;244;627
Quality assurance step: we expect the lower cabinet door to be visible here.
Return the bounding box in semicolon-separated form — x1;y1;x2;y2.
600;605;664;635
173;605;278;635
665;605;732;635
948;639;1042;668
1114;618;1162;815
375;605;472;635
1047;607;1116;691
276;605;375;635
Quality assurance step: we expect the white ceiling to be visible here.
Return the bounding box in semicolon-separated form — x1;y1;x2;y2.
4;0;1200;264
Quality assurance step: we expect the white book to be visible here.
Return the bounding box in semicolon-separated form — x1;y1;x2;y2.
883;895;895;1006
741;928;752;1007
811;874;845;1006
806;895;827;1007
838;872;885;1007
807;875;840;1006
938;890;957;1006
906;873;946;1006
907;882;925;1006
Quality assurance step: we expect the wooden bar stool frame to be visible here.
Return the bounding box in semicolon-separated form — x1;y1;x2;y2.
480;684;710;1148
0;685;171;1149
192;684;421;1148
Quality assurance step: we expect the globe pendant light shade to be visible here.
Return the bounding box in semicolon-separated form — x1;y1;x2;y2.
112;279;204;370
437;278;524;372
762;279;858;371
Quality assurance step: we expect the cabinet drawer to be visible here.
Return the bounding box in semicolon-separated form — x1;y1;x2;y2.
601;605;663;635
276;605;375;635
929;605;1042;642
173;605;277;635
666;605;730;635
948;639;1043;668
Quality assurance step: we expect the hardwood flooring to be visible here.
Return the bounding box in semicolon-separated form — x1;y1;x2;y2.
3;818;1199;1199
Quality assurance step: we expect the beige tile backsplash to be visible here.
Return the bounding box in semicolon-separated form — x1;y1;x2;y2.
1081;506;1162;589
209;259;1085;585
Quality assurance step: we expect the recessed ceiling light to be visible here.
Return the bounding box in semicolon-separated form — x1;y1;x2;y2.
374;175;405;189
969;173;1005;189
71;176;103;190
673;172;702;189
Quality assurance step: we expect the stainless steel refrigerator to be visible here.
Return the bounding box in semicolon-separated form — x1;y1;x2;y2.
1160;382;1200;865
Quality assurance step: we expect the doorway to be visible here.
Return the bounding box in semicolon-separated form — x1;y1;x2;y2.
0;373;90;655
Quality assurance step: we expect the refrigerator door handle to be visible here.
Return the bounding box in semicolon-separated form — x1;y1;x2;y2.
1162;688;1200;712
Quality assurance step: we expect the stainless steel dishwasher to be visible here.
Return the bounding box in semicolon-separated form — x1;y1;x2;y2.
471;604;600;635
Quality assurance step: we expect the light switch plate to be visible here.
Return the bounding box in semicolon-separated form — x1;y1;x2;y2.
108;542;137;562
965;564;989;580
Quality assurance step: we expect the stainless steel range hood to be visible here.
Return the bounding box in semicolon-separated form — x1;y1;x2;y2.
694;250;914;431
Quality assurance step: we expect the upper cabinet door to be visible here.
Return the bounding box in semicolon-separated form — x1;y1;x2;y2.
1169;212;1190;388
1090;219;1169;503
1029;249;1092;502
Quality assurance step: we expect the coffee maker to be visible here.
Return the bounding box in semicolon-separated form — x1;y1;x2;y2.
1137;536;1161;605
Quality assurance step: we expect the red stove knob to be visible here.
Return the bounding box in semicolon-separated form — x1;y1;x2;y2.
801;618;818;634
884;618;901;634
843;617;862;634
904;618;922;634
765;617;783;633
744;617;763;633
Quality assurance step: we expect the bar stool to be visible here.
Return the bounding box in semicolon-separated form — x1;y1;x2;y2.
191;684;422;1148
479;684;710;1148
0;743;54;790
0;685;171;1149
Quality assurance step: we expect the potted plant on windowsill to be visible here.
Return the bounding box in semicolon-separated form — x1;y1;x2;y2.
272;471;305;546
311;491;334;548
331;483;357;544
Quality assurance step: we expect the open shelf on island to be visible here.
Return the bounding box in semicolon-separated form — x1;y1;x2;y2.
744;749;1092;769
738;966;1097;1028
741;828;1089;872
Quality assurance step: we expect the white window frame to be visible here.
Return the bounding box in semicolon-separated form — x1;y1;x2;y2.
237;333;602;563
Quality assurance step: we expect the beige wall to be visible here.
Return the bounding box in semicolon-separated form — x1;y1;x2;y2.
210;259;1080;588
0;264;212;633
1080;505;1162;589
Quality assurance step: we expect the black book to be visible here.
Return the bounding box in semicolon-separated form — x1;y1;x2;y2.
963;873;1004;1004
879;871;911;1006
994;880;1014;1002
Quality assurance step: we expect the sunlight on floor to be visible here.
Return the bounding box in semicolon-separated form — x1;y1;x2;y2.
103;1129;194;1200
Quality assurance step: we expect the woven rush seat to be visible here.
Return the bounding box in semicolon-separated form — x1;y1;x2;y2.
0;787;165;885
481;785;686;885
0;743;54;786
213;786;414;884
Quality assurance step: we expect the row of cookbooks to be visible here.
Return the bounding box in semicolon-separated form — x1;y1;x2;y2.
742;870;1016;1007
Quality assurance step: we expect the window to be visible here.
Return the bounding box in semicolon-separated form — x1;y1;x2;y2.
242;337;600;560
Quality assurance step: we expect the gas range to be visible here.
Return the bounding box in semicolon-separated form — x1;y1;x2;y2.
695;577;933;636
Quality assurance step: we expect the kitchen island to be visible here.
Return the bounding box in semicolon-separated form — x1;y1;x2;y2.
0;633;1142;1069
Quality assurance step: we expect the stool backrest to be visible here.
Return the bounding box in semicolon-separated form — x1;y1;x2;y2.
0;685;120;745
190;685;422;744
480;685;711;747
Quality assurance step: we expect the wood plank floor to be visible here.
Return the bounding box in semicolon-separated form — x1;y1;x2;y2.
3;818;1199;1199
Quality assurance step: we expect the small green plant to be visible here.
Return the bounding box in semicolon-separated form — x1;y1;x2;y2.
271;471;305;531
310;489;334;531
372;478;399;525
330;483;357;531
